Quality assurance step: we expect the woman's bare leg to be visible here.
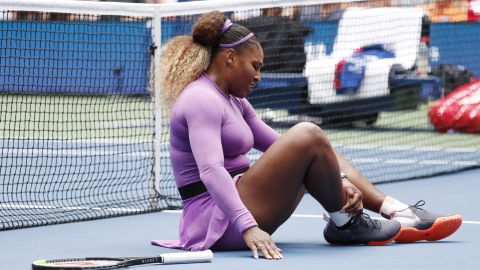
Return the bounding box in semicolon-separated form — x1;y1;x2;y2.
236;122;346;234
334;150;386;213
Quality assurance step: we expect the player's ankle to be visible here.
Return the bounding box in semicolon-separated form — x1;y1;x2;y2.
379;195;410;218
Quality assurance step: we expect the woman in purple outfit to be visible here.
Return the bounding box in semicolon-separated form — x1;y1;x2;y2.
152;11;462;260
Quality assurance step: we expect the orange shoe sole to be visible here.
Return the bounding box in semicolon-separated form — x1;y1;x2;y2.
395;215;462;243
367;229;402;246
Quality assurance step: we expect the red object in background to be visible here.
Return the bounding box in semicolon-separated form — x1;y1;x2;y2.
334;59;345;89
428;79;480;133
468;0;480;21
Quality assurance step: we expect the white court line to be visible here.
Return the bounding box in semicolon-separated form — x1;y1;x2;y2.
349;157;479;167
333;143;480;153
163;210;480;224
2;140;478;167
0;149;151;157
0;203;144;213
3;207;478;224
249;153;480;167
294;214;480;225
0;138;153;145
463;221;480;224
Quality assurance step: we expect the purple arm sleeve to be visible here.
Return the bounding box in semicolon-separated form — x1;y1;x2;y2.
242;100;280;152
181;94;257;233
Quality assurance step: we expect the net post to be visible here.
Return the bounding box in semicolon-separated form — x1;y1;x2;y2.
150;6;163;209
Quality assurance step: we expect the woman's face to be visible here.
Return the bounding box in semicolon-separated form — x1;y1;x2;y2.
228;43;264;98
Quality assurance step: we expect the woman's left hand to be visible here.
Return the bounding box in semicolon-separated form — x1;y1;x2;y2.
341;176;363;216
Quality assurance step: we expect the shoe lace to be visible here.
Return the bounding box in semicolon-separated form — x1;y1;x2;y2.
411;200;426;210
389;200;426;217
355;213;381;231
409;200;429;215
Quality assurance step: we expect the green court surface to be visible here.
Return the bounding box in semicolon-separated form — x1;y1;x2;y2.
3;94;479;151
0;94;153;140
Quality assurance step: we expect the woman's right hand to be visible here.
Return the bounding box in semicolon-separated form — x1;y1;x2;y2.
340;176;363;216
242;226;283;260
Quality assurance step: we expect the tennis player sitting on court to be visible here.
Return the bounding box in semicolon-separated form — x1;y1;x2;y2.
152;11;462;259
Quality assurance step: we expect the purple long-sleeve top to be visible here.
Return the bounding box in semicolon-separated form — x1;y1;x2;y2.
151;72;280;251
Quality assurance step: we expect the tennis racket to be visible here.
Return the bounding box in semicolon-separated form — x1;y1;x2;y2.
32;250;213;270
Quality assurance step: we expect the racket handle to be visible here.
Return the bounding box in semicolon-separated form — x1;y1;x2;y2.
160;250;213;264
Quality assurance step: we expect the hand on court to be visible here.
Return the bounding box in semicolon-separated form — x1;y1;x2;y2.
243;226;283;260
341;177;363;216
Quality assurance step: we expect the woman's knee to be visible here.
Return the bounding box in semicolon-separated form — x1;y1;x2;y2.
289;122;331;151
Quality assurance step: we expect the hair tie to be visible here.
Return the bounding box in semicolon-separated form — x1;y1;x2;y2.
221;19;233;34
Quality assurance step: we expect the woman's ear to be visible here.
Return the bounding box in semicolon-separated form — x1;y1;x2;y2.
225;48;237;67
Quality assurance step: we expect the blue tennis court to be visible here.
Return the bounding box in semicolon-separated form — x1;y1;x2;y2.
2;168;478;270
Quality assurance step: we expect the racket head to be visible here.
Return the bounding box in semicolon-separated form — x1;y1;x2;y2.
32;257;125;270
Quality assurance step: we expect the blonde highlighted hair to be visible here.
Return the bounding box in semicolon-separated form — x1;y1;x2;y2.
158;10;257;104
159;11;227;104
159;36;209;105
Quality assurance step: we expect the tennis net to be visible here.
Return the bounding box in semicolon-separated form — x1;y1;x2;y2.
0;2;164;230
1;0;479;230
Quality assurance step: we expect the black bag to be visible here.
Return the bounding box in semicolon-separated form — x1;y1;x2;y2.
242;15;311;73
429;64;474;96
